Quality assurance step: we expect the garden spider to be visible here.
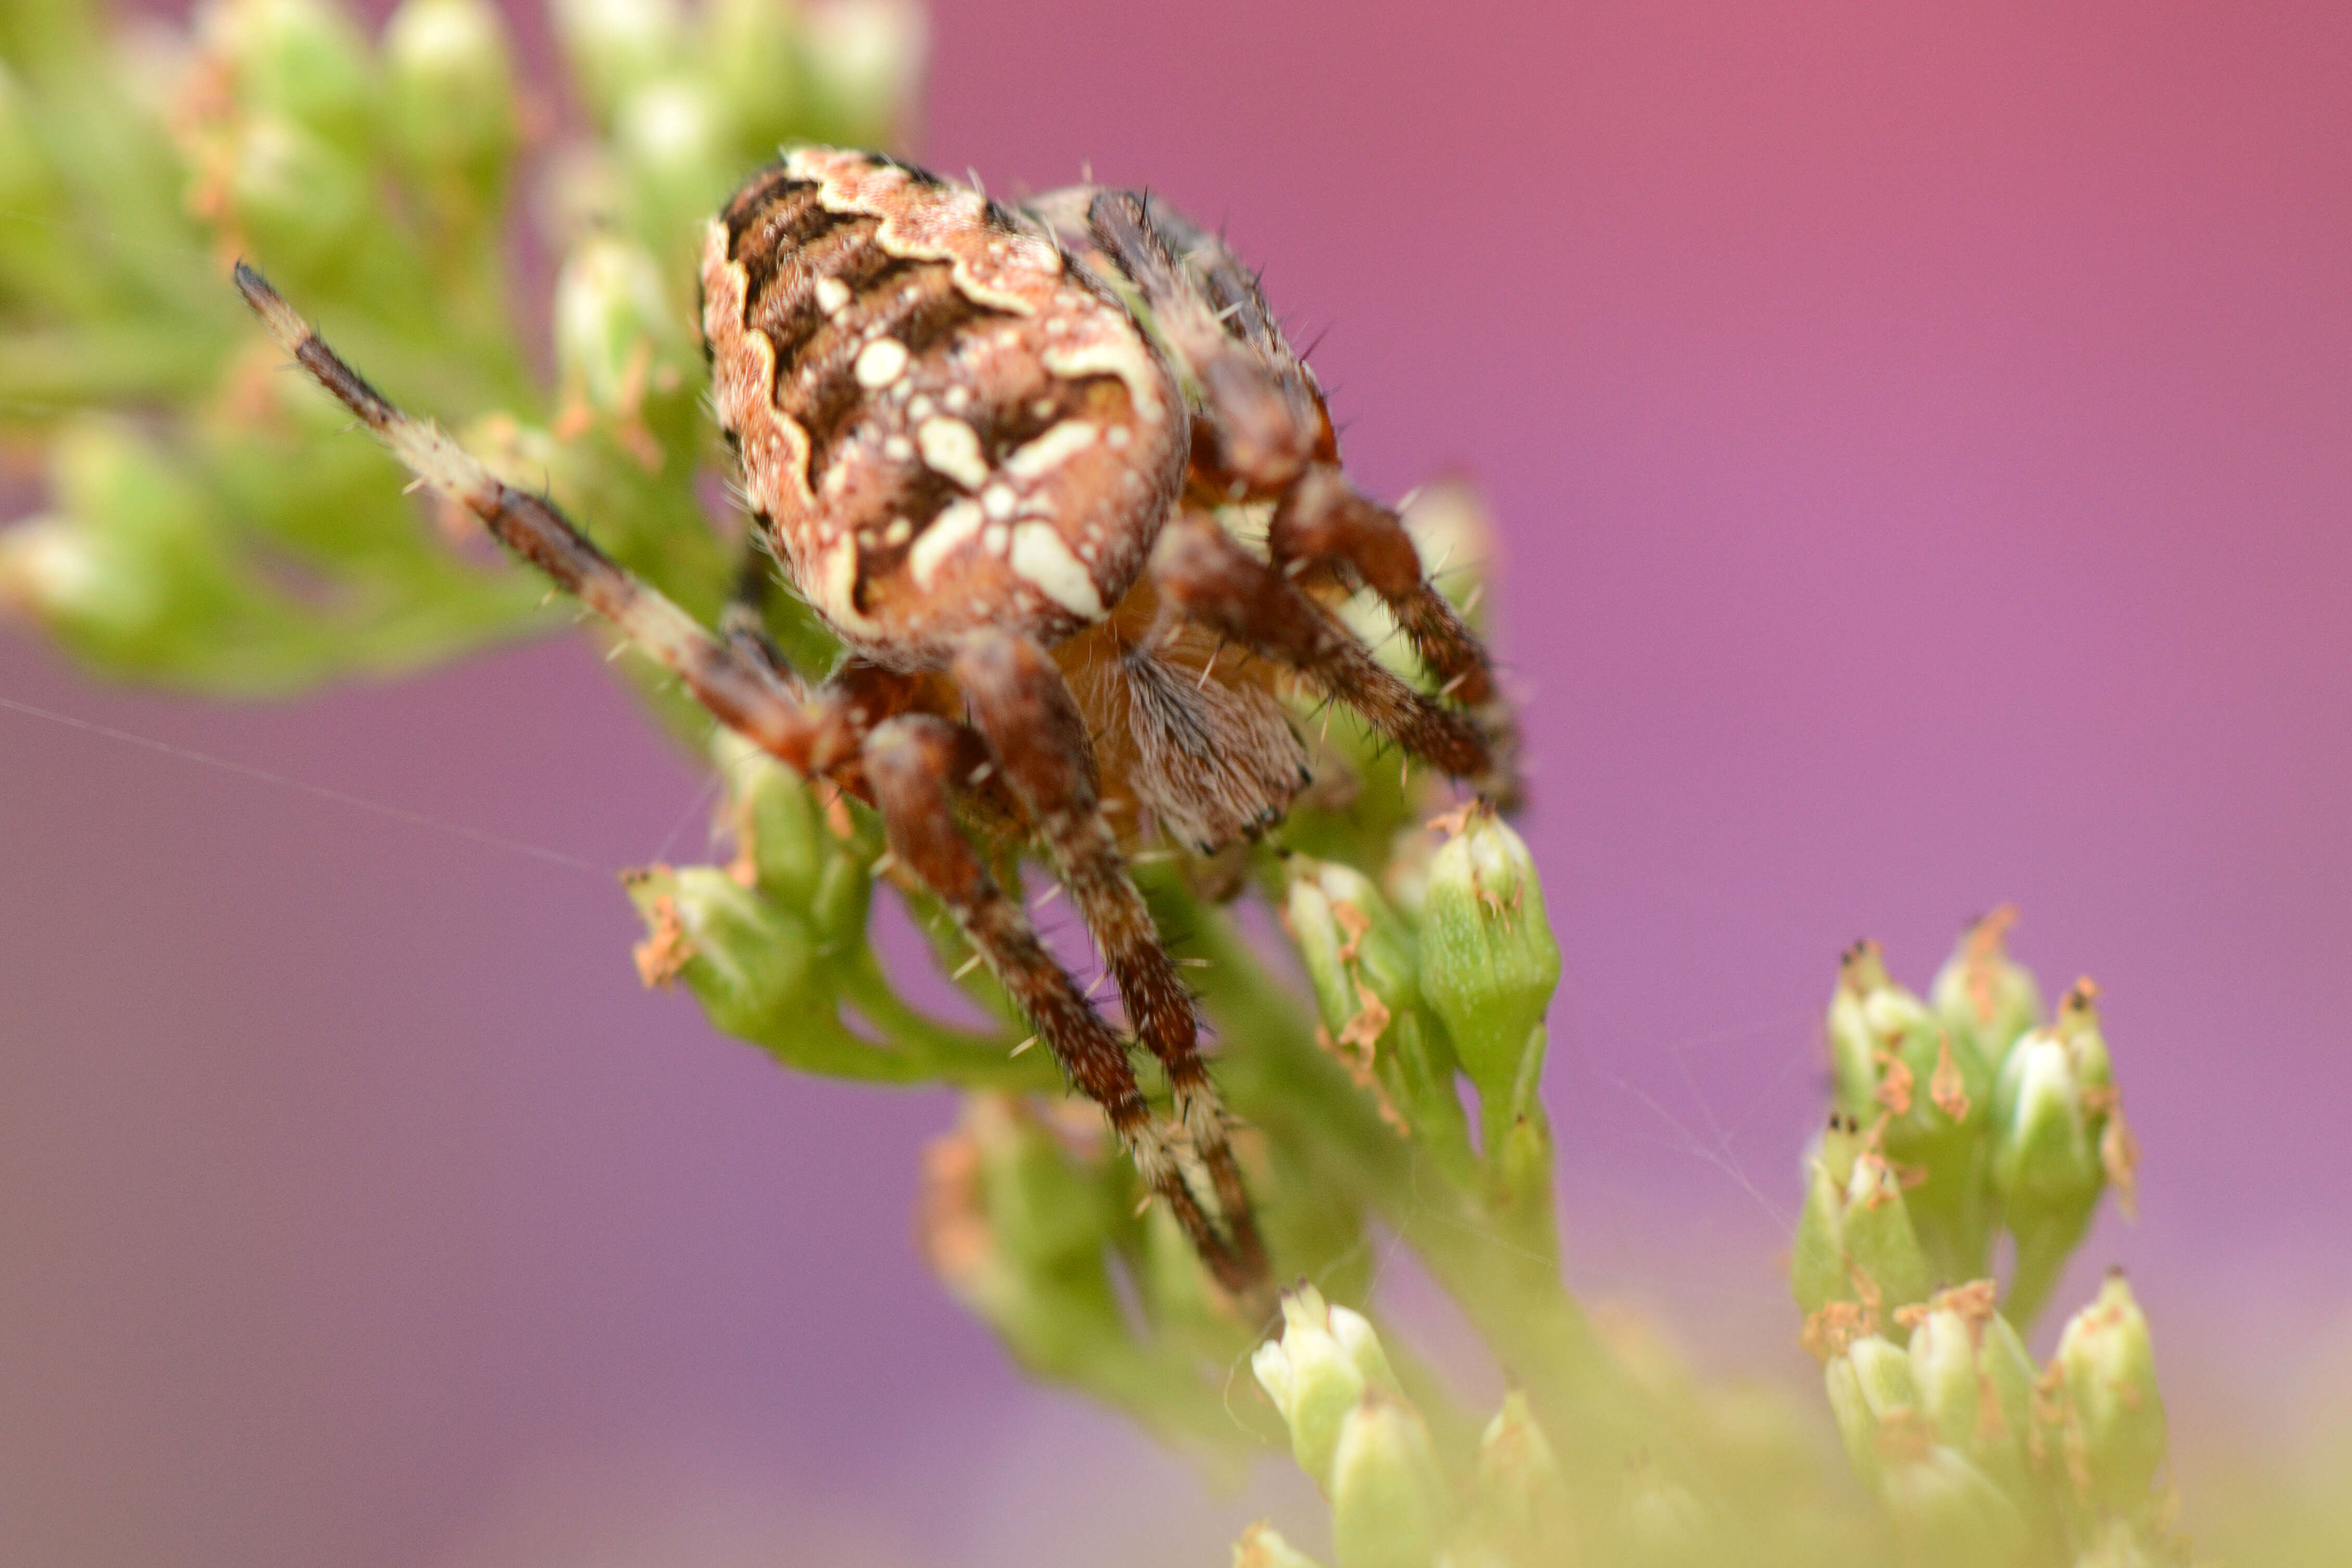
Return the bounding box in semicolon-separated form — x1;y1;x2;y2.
235;146;1519;1307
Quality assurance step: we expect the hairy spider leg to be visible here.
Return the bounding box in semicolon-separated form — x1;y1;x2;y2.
950;629;1269;1284
862;714;1263;1300
1082;194;1521;803
233;262;851;774
1264;468;1523;806
1149;513;1490;778
233;262;1268;1305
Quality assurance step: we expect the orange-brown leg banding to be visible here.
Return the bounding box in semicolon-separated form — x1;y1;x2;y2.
1267;466;1522;805
1150;513;1494;782
951;630;1269;1289
861;713;1263;1300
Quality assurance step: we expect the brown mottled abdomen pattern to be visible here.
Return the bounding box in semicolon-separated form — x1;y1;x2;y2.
701;148;1187;670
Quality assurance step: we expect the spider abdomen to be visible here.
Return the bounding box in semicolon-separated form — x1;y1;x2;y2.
702;148;1187;670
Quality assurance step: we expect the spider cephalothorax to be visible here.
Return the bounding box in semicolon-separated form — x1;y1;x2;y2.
234;146;1519;1309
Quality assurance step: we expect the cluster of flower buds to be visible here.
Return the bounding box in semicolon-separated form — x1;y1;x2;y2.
1245;1285;1591;1567
1815;1273;2174;1565
1801;911;2136;1334
554;0;921;257
1800;911;2176;1562
2;0;921;695
1825;934;1997;1283
1285;799;1562;1245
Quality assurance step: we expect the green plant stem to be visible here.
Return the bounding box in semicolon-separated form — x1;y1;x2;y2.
832;944;1061;1093
2002;1210;2092;1334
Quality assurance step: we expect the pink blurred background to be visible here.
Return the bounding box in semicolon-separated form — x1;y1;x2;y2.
4;1;2348;1562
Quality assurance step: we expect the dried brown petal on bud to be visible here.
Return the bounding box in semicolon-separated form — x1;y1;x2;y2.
1931;905;2043;1071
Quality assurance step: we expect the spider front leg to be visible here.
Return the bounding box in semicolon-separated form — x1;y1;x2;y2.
1081;194;1521;802
949;629;1269;1286
1263;470;1523;806
860;712;1267;1304
1151;512;1497;781
234;263;854;777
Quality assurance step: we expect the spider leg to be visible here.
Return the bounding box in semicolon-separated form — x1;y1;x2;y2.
717;526;796;686
949;629;1269;1285
239;261;1266;1302
1078;197;1520;801
1150;512;1494;782
862;713;1266;1302
234;263;863;778
1085;191;1328;491
1264;469;1522;805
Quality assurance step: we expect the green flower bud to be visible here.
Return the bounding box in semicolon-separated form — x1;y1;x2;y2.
0;515;220;671
1285;856;1469;1147
801;0;926;146
1993;980;2132;1327
1877;1441;2029;1568
1828;939;1995;1282
1930;905;2043;1073
2050;1271;2167;1515
554;231;690;421
713;731;827;903
1463;1390;1573;1552
1791;1133;1933;1327
222;112;371;284
0;520;102;630
613;75;739;256
1838;1156;1934;1319
1790;1118;1858;1318
383;0;517;218
709;735;875;953
1790;1161;1845;1320
1286;858;1411;1034
1252;1283;1400;1490
1314;859;1420;1012
958;1095;1117;1268
1419;806;1558;1149
204;0;375;151
704;0;809;158
1900;1279;2035;1496
1329;1389;1450;1568
1617;1456;1709;1565
625;863;815;1040
1233;1524;1328;1568
553;0;686;123
1829;939;1985;1133
1823;1332;1918;1492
